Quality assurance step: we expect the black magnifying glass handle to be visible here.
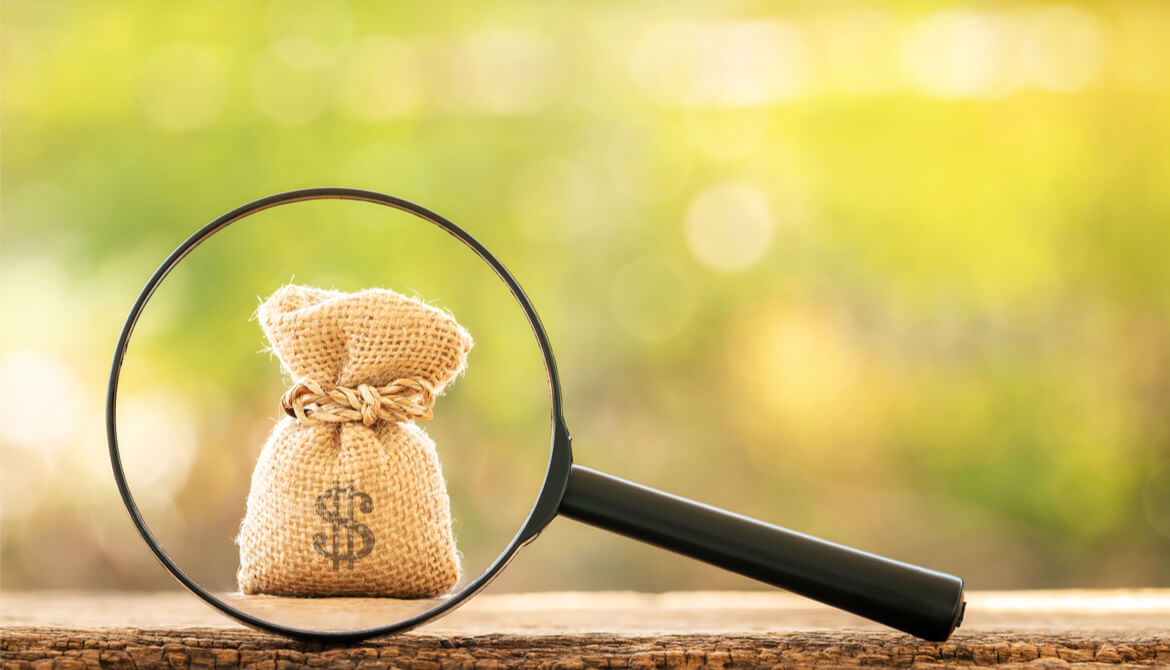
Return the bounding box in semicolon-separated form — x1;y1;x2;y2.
559;465;965;641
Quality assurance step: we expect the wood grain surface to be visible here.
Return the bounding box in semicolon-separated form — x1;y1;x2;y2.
3;590;1169;668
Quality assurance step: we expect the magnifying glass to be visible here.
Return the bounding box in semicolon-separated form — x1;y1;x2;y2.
108;187;965;643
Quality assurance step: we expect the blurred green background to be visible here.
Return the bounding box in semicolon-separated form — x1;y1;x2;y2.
2;0;1169;597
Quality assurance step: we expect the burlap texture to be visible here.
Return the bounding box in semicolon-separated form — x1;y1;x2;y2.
237;285;472;597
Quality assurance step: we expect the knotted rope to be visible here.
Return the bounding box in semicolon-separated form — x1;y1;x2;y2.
280;378;436;427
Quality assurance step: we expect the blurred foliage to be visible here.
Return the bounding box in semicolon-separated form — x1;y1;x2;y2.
2;0;1169;600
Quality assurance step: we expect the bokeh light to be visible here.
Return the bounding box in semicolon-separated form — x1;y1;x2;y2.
266;0;353;71
685;181;775;271
337;36;426;121
0;350;86;451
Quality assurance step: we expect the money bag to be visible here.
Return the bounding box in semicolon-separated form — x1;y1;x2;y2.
237;285;472;597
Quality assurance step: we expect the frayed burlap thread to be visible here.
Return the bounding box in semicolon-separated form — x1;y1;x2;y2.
237;285;472;598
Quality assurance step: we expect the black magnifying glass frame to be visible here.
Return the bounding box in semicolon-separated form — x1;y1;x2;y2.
108;187;965;644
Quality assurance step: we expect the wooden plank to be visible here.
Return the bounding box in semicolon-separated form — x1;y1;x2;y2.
2;590;1169;668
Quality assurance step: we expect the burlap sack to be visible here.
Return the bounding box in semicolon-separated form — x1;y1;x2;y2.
237;285;472;597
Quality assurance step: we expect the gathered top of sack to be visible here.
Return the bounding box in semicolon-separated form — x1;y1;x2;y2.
259;284;473;395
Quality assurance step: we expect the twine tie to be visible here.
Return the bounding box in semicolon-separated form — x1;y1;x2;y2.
280;378;436;427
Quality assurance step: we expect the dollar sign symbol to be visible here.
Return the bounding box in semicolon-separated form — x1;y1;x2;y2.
313;481;376;570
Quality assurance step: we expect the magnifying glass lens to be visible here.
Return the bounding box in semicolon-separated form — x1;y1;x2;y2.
113;195;551;633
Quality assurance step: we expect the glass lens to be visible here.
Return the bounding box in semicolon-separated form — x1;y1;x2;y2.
113;197;552;632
